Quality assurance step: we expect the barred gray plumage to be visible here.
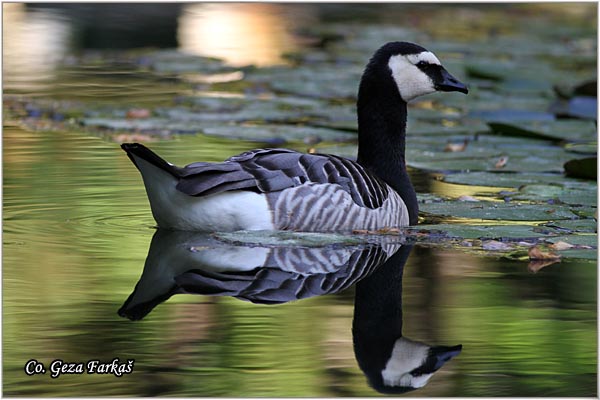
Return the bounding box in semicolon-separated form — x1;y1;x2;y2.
174;148;408;231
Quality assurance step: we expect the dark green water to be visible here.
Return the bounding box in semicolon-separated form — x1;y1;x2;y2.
3;3;597;397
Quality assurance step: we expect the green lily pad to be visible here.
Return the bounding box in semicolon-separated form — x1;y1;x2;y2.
546;234;597;248
564;142;597;155
542;219;597;234
513;184;597;207
552;248;597;260
472;109;555;123
200;124;355;144
487;119;596;142
466;61;513;81
408;147;573;173
411;223;556;240
442;171;591;188
420;200;578;221
545;235;598;259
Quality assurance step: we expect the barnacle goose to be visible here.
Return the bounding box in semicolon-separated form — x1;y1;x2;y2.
118;229;403;320
353;245;462;393
122;42;468;232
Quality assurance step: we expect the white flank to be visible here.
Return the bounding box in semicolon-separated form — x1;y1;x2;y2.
133;155;274;231
188;246;269;272
381;337;434;388
388;52;437;101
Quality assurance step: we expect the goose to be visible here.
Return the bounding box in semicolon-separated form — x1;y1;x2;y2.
122;41;468;232
353;245;462;393
118;229;402;320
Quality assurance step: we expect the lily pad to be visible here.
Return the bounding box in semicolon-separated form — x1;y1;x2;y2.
410;224;556;240
508;183;597;207
419;200;578;221
542;219;597;234
408;147;573;173
442;171;590;188
200;124;355;144
471;109;555;123
564;142;597;155
546;234;597;248
545;235;597;259
487;119;596;142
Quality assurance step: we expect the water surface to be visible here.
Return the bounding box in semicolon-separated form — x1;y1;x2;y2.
3;3;597;397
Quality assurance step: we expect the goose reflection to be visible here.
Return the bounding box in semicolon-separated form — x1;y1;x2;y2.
353;244;462;393
119;229;461;394
118;229;401;319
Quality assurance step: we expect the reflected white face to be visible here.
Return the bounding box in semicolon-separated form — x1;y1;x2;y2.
381;337;434;389
388;51;442;102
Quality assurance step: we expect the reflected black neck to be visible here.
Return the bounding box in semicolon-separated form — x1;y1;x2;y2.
352;245;413;390
356;71;418;224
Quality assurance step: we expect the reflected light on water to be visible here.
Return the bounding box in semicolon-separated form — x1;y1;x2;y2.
2;3;71;93
177;3;314;66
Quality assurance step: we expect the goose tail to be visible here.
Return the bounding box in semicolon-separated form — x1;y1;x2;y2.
121;143;181;178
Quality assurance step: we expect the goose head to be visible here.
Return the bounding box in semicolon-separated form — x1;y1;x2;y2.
361;41;468;103
375;338;462;393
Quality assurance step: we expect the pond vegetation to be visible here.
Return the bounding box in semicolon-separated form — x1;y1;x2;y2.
3;3;597;397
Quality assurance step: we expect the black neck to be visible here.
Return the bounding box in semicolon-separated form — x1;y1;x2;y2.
352;245;413;391
356;69;418;224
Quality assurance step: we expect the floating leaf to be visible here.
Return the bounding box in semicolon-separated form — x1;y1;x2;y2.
420;200;578;221
443;171;588;188
528;259;560;273
564;142;597;155
528;245;561;260
542;219;597;234
510;183;597;207
472;109;555;123
549;241;575;251
546;235;597;248
494;155;509;169
201;124;355;144
487;119;596;142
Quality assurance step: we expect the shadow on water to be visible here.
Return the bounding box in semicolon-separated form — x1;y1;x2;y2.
119;229;462;394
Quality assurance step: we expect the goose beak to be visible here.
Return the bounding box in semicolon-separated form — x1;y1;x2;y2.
431;344;463;370
435;68;468;94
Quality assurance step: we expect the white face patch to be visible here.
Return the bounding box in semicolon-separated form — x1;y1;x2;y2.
388;51;440;102
407;51;441;66
381;337;434;388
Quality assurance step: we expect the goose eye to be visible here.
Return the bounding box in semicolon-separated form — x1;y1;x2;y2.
416;61;428;68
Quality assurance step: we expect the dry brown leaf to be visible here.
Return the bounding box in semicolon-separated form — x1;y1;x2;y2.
549;241;574;251
495;156;509;169
528;245;561;260
528;259;561;273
